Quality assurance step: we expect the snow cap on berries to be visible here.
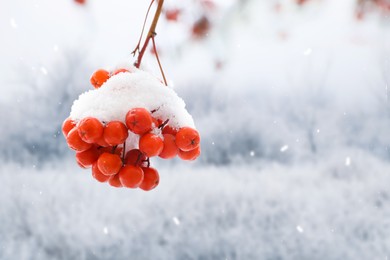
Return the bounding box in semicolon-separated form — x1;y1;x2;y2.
70;67;195;129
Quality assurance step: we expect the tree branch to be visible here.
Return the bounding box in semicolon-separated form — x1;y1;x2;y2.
134;0;164;68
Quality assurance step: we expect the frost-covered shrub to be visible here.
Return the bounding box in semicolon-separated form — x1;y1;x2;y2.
0;50;91;164
1;155;390;260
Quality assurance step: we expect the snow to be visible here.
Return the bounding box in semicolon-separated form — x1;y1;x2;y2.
1;0;390;258
1;0;389;164
70;67;195;130
1;151;390;259
9;18;17;29
296;225;304;233
345;156;352;166
280;145;289;152
172;217;181;226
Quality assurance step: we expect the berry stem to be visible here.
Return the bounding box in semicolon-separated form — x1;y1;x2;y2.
158;119;169;129
122;141;126;162
136;153;144;166
151;36;168;86
150;107;160;114
146;157;151;167
134;0;165;69
131;0;155;57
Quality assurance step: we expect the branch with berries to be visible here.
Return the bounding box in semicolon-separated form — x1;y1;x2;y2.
63;0;201;191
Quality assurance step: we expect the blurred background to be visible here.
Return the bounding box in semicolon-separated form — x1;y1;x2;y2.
1;0;390;259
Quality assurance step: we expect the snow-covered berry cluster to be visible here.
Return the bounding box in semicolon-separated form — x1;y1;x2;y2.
62;67;200;191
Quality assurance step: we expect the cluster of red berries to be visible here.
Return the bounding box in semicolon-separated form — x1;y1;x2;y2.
62;69;200;191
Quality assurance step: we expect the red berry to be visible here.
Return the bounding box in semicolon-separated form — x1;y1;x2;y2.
175;127;200;152
96;135;110;147
139;133;164;157
118;165;144;188
78;117;104;143
62;117;76;137
192;16;210;38
76;146;99;168
98;146;123;157
296;0;309;5
159;134;178;159
178;146;201;161
103;121;128;146
140;167;159;191
125;108;153;135
74;0;86;4
108;174;123;188
165;9;181;21
66;127;92;152
162;125;178;135
90;69;110;89
152;117;162;128
97;153;122;176
92;163;110;182
114;147;124;157
125;149;147;167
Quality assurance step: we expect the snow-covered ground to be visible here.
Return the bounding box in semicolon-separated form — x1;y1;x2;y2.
1;151;390;260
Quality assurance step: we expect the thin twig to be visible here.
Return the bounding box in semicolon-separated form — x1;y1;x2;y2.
152;36;168;86
135;0;165;68
158;119;169;129
122;142;126;162
131;0;155;56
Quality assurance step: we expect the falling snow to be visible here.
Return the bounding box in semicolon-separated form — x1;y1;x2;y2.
172;217;181;226
280;145;289;152
345;157;351;166
303;48;312;56
296;225;304;233
10;18;17;28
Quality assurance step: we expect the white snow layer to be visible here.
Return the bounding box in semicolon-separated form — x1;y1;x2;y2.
1;151;390;260
70;68;195;129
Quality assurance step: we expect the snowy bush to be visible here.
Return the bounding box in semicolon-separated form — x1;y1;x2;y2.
0;50;91;164
1;153;390;260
